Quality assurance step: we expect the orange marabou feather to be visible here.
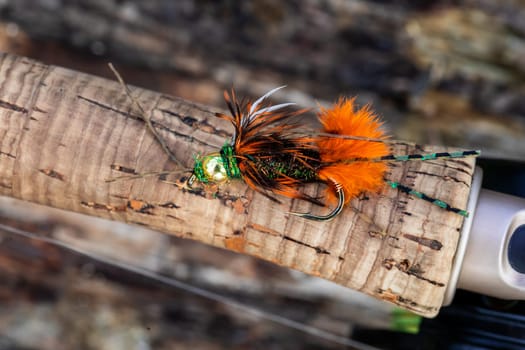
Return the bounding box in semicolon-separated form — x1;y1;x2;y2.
317;98;390;203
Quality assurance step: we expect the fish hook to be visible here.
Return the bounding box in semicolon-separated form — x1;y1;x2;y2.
289;181;345;221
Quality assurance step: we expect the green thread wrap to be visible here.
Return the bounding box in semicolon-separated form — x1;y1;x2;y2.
220;144;241;179
192;155;208;183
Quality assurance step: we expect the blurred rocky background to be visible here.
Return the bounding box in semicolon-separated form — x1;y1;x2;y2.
0;0;524;349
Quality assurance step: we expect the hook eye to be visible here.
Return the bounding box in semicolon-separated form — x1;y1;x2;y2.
187;174;197;189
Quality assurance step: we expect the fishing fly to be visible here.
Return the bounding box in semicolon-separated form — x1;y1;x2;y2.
107;64;478;221
187;86;480;221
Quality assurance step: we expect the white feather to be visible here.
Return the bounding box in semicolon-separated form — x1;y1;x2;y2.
249;85;287;116
250;103;297;120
